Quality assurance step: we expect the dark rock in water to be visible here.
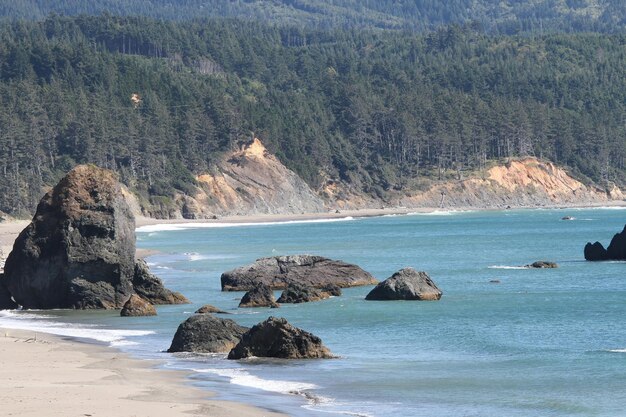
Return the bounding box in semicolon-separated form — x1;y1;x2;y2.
277;282;328;303
489;279;501;284
168;314;248;353
132;259;189;305
221;255;377;291
321;284;342;297
195;304;229;314
525;261;558;269
561;216;575;221
585;225;626;261
3;165;185;309
239;283;279;308
0;274;17;310
365;268;442;301
228;316;333;359
120;294;157;317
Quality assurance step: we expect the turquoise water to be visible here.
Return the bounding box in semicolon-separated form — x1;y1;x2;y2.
2;208;626;416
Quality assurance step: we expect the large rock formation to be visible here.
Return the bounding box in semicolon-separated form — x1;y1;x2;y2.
221;255;377;291
168;314;248;353
3;165;186;309
584;225;626;261
276;282;329;304
238;283;279;308
365;268;442;301
0;274;17;310
120;294;157;317
228;317;333;359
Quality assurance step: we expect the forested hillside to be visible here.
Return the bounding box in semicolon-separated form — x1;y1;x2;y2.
0;15;625;216
2;0;626;33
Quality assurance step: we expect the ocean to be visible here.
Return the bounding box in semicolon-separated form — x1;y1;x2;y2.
2;208;626;416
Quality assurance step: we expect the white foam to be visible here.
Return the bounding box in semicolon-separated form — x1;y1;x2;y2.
195;368;318;394
488;265;529;270
136;217;355;232
0;310;154;346
607;349;626;353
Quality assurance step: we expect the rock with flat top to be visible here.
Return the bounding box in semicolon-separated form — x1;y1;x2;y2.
120;294;157;317
585;225;626;261
195;304;229;314
168;314;248;353
525;261;558;269
365;268;442;301
228;317;333;359
239;283;279;308
221;255;377;291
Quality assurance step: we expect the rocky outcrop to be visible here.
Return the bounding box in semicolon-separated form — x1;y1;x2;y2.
228;317;333;360
195;304;229;314
120;294;157;317
0;274;17;310
525;261;558;269
221;255;377;291
584;225;626;261
365;268;442;301
238;283;279;308
168;314;248;353
276;282;329;303
132;259;189;305
3;165;185;309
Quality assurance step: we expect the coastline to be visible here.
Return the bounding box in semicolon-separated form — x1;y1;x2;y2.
0;328;286;417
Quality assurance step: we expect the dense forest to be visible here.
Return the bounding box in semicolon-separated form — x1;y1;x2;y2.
0;15;625;216
2;0;626;34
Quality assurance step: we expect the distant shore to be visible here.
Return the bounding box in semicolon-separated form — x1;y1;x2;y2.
0;328;285;417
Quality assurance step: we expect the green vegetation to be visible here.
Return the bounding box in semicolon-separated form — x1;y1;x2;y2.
0;15;625;215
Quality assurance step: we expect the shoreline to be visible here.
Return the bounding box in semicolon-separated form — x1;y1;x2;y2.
0;327;286;417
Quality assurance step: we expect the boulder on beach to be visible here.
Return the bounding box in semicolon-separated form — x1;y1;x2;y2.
238;283;279;308
0;274;17;310
3;165;187;309
525;261;558;269
227;316;334;359
221;255;377;291
277;282;329;303
132;259;189;305
120;294;157;317
195;304;229;314
168;314;248;353
584;225;626;261
365;268;442;301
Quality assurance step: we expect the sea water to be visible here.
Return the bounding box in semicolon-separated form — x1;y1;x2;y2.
2;208;626;416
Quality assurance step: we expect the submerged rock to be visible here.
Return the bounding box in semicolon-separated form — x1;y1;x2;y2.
228;317;333;359
120;294;157;317
365;268;442;301
221;255;377;291
525;261;558;269
277;282;328;303
3;165;186;309
239;283;279;308
195;304;229;314
168;314;248;353
132;259;189;305
584;225;626;261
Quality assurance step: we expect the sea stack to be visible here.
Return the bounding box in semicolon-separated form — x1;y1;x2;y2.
584;225;626;261
365;268;442;301
2;164;188;309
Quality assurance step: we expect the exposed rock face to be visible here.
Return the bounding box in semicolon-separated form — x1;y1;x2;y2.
221;255;377;291
120;294;157;317
365;268;442;301
195;304;229;314
228;317;333;360
3;165;185;309
0;275;17;310
525;261;558;269
238;283;279;308
584;225;626;261
277;282;328;303
321;284;342;297
132;259;189;305
168;314;248;353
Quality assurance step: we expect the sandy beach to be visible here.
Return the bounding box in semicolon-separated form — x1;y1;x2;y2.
0;328;285;417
